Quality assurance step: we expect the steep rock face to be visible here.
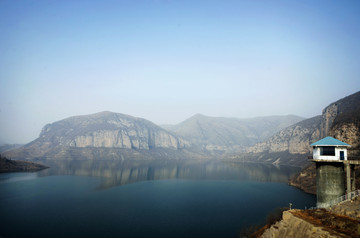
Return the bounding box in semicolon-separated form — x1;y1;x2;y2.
328;96;360;156
330;123;360;156
320;103;339;138
5;111;190;159
320;92;360;138
246;116;321;155
165;114;304;152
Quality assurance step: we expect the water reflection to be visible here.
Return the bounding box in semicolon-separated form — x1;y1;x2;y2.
36;160;300;190
0;172;39;183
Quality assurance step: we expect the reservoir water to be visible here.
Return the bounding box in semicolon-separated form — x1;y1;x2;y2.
0;160;315;238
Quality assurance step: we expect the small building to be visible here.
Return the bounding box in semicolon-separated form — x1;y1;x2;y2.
311;136;350;161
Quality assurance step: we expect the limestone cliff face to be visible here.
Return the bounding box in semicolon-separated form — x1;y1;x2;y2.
320;103;339;138
37;111;188;150
246;116;321;155
70;129;183;150
330;122;360;156
5;111;190;160
327;92;360;156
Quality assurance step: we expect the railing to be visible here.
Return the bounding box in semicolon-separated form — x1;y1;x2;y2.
310;189;360;209
308;156;360;161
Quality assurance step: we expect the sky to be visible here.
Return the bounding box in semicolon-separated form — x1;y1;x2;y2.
1;0;360;144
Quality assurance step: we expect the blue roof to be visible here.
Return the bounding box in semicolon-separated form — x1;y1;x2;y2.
310;136;350;147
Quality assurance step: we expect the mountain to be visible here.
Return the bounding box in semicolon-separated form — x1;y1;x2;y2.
4;111;194;160
163;114;304;153
6;91;359;163
4;112;304;160
0;144;23;153
234;91;360;167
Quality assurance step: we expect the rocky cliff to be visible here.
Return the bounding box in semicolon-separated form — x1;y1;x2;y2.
246;116;321;155
321;91;360;138
230;116;321;167
328;95;360;157
4;111;191;160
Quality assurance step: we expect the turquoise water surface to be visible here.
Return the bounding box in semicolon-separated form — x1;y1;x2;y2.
0;160;315;238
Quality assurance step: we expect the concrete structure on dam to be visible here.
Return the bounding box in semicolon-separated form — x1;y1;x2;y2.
310;136;358;207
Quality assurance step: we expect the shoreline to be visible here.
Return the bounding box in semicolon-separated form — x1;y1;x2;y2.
0;156;49;173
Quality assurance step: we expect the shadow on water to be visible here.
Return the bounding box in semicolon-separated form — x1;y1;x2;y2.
36;159;301;190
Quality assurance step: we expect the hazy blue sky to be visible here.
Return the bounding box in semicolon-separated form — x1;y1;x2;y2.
1;0;360;144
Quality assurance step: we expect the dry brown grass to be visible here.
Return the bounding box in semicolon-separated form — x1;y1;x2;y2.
291;209;360;238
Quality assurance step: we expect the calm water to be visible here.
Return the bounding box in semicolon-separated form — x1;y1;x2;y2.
0;160;315;238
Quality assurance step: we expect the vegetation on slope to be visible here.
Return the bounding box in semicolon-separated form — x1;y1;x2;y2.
0;154;48;173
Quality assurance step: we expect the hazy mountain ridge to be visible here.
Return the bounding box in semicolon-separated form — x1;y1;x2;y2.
5;112;305;160
4;91;360;163
0;144;23;153
164;114;304;152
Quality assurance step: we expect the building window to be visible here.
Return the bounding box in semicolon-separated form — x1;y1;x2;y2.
320;146;335;156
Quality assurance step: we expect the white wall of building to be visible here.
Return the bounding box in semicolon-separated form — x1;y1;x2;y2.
312;146;348;161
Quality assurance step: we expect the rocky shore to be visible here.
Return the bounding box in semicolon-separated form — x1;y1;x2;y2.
288;163;316;195
259;196;360;238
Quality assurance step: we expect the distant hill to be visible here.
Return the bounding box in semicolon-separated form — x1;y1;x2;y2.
0;144;23;153
4;111;194;160
164;114;304;153
234;91;360;167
